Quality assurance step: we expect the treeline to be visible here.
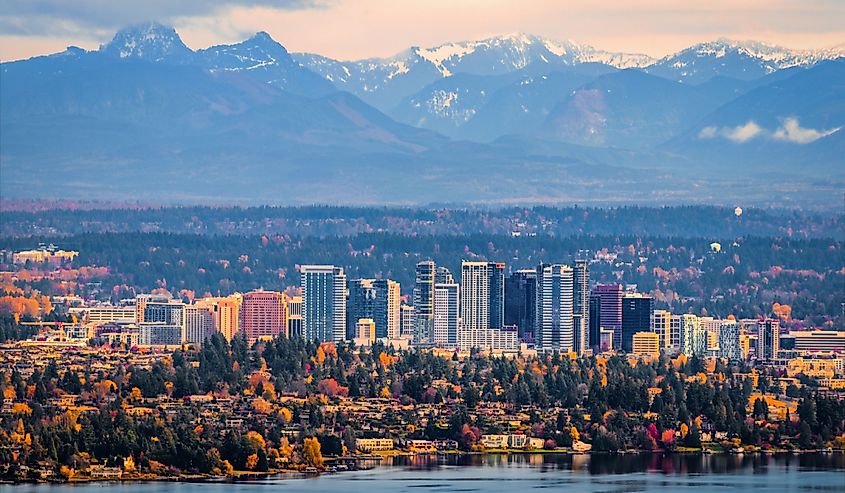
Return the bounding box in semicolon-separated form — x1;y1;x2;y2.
3;231;842;325
2;205;841;239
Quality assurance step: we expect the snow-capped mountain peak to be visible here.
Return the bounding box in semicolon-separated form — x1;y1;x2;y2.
100;22;194;63
647;38;845;83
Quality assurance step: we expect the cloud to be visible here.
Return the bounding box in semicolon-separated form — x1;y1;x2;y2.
723;121;763;143
771;117;841;143
0;1;325;37
697;117;840;144
698;126;718;139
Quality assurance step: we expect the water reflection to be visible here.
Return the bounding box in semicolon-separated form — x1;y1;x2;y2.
384;452;845;476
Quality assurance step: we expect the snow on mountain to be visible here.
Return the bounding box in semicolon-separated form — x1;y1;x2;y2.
199;32;286;72
646;39;845;83
294;33;652;111
196;31;335;96
100;22;194;63
412;33;654;75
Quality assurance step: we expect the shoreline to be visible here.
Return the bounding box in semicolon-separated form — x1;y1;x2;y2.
4;449;842;485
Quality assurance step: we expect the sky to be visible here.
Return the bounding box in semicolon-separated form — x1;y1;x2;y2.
1;0;843;62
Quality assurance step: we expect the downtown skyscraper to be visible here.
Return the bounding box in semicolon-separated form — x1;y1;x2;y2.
621;293;654;353
505;269;537;341
413;261;435;346
348;278;401;340
240;290;288;343
460;262;505;331
572;259;590;355
591;283;623;349
459;261;506;349
535;264;575;353
301;265;347;343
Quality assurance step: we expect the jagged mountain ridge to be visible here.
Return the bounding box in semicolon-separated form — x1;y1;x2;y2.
1;23;843;205
645;38;845;83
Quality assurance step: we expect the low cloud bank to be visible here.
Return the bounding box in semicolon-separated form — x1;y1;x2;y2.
698;117;840;144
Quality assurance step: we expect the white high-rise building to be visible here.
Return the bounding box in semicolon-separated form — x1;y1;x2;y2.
680;314;707;356
461;262;491;334
184;303;214;345
301;265;347;343
651;310;672;349
375;279;401;340
400;304;415;338
535;264;575;352
459;261;505;349
434;282;460;346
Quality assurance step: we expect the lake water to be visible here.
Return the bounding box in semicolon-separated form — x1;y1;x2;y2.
11;453;845;492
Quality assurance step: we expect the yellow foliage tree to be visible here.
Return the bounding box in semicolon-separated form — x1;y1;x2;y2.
11;403;32;415
302;437;323;467
380;386;392;398
246;431;266;451
278;407;292;424
680;423;689;438
252;397;272;415
314;346;326;365
59;465;75;479
279;437;293;459
570;426;580;442
245;453;259;471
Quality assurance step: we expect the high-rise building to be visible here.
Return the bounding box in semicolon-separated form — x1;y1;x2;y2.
504;269;536;341
589;294;602;351
208;295;241;341
632;331;660;358
573;259;590;355
757;319;780;361
184;303;214;345
680;314;707;356
240;290;289;342
347;279;376;340
718;321;742;361
651;310;672;349
459;261;506;349
136;295;184;327
433;282;460;346
591;284;622;349
400;304;415;338
413;261;435;346
460;261;505;341
301;265;347;343
699;317;722;351
287;296;303;339
373;279;401;339
489;262;506;331
621;294;654;353
348;278;401;340
535;264;574;353
435;266;454;284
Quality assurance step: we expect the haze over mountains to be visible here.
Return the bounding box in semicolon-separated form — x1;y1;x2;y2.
1;22;843;206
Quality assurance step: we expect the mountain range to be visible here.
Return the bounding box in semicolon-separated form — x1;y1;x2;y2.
1;22;843;206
